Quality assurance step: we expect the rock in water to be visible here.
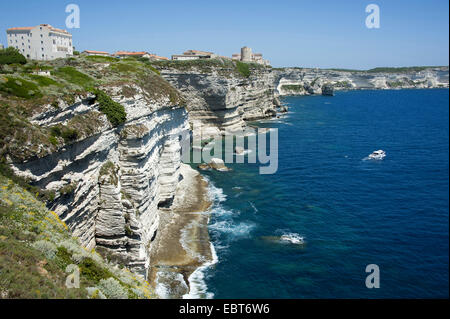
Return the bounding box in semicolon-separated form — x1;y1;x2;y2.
209;158;228;171
279;105;288;113
235;146;245;155
198;163;210;171
321;83;334;96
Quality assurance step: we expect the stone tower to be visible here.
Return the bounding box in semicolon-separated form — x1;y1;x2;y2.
241;46;252;62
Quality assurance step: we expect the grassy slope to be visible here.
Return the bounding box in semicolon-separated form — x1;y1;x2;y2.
149;57;268;78
0;173;156;299
0;55;184;163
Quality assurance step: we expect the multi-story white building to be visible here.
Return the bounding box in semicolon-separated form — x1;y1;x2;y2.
6;24;73;60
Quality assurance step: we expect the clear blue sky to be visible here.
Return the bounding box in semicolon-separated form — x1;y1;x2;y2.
0;0;448;69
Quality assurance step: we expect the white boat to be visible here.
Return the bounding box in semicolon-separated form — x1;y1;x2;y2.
280;233;305;245
368;150;386;160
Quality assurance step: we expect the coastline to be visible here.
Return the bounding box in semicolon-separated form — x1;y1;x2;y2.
148;163;214;298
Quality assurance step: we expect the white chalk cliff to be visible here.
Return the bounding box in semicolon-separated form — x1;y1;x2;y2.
11;88;189;277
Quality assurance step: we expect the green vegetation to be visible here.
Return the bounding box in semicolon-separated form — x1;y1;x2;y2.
110;62;140;73
50;124;78;143
236;61;250;78
333;81;352;88
85;55;117;63
310;77;319;86
0;103;58;163
99;161;119;186
0;173;155;299
0;76;42;99
149;58;267;78
0;47;26;65
59;182;77;196
51;66;94;89
281;84;304;92
26;74;60;87
0;54;187;168
0;159;56;203
92;89;127;126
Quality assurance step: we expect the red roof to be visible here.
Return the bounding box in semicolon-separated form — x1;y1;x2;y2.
114;51;148;56
84;50;110;55
7;24;71;35
7;27;33;31
148;54;169;60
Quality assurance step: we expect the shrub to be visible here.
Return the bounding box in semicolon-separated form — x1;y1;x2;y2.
92;89;126;126
61;127;78;142
98;278;128;299
0;47;27;65
59;182;77;196
49;136;58;146
31;240;57;260
236;61;250;78
78;258;114;283
86;287;106;299
50;125;78;143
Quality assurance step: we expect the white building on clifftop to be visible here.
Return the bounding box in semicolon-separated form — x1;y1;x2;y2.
6;24;73;60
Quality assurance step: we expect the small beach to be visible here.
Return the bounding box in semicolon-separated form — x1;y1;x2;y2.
148;164;213;298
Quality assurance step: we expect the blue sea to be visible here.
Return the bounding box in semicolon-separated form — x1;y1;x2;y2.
193;89;449;298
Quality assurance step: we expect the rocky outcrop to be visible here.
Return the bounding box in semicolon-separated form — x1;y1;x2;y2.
158;66;278;139
321;83;334;96
10;89;190;278
274;67;449;96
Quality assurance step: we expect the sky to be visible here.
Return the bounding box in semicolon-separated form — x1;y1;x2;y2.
0;0;448;69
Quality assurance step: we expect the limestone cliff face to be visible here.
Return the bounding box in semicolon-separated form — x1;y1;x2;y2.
10;89;189;277
159;68;278;138
274;67;449;96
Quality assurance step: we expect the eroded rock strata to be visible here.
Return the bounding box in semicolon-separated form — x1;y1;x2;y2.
3;57;448;287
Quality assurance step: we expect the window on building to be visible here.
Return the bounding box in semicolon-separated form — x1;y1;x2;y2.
53;40;55;44
40;34;43;38
41;41;43;44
